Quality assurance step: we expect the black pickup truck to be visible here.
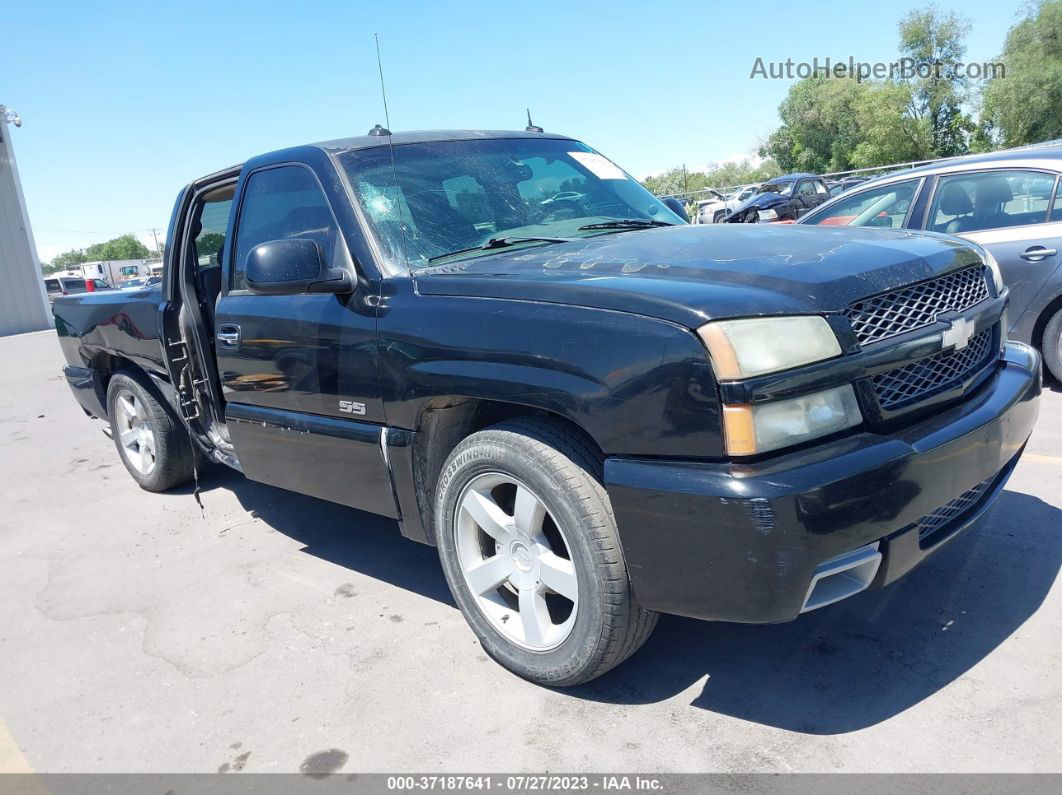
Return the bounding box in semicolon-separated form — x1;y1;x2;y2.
53;128;1041;686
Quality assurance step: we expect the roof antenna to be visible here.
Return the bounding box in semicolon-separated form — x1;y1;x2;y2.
525;109;543;133
370;33;392;136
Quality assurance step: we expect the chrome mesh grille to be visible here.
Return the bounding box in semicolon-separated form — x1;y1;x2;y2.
914;474;996;544
872;327;994;411
844;266;989;346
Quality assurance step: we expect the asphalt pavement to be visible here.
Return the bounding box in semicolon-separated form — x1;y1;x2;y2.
1;329;1059;774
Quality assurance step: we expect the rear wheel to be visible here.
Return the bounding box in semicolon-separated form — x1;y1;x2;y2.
434;418;657;686
107;371;194;492
713;210;728;224
1043;308;1062;383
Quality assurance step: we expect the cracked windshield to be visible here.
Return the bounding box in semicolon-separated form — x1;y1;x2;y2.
339;137;683;268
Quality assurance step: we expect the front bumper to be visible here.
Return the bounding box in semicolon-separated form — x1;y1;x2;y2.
605;342;1042;623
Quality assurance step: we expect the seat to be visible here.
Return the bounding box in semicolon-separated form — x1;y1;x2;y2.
188;218;225;331
937;183;974;233
404;191;481;254
969;176;1014;231
200;263;223;330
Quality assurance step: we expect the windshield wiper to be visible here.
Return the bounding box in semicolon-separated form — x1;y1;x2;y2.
427;236;572;264
578;219;675;230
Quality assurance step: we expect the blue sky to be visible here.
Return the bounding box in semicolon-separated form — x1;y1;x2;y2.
1;0;1025;262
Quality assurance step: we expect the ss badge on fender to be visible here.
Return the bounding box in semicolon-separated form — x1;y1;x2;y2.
339;400;366;415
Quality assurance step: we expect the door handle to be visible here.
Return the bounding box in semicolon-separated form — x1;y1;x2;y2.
1020;246;1057;261
216;324;241;349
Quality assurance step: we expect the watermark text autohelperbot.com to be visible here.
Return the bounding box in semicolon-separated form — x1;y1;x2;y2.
751;56;1005;82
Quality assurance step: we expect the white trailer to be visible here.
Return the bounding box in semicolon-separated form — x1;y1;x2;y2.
80;259;152;288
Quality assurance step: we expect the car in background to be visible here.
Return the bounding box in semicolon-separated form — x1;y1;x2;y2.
120;278;151;290
827;176;868;196
43;275;89;303
694;185;759;224
540;190;587;206
724;173;830;223
799;145;1062;381
728;184;759;202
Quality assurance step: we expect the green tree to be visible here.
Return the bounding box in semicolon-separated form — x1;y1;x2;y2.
84;233;151;261
46;249;88;273
196;232;225;257
981;0;1062;147
758;77;871;173
643;159;780;197
897;5;974;156
850;82;934;167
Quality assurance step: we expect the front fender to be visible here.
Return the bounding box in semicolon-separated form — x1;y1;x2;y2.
377;282;723;459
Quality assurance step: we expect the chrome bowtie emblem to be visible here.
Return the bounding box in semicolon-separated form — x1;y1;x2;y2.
941;317;974;350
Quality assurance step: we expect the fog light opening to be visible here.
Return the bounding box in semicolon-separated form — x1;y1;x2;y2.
800;543;882;614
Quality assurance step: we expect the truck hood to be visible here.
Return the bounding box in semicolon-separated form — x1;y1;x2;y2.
414;225;983;328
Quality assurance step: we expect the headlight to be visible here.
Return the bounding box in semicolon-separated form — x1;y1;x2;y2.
698;316;842;379
965;241;1004;293
983;248;1004;294
757;208;778;221
722;385;862;456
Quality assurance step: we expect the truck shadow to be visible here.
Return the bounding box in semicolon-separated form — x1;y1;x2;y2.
570;489;1062;734
201;471;1058;735
200;467;455;607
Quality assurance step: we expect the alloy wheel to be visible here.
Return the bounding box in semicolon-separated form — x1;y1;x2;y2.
114;389;157;475
454;473;578;651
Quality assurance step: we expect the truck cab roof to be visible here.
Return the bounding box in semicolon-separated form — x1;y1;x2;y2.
314;128;575;154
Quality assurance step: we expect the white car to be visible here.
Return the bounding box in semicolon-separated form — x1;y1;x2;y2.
695;184;760;224
540;190;587;206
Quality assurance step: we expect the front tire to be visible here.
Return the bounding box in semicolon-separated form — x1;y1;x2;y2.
107;371;194;492
1043;308;1062;383
434;418;657;686
713;210;728;224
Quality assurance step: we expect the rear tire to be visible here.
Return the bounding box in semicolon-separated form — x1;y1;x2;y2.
434;418;657;687
1043;308;1062;383
106;371;194;492
713;210;728;224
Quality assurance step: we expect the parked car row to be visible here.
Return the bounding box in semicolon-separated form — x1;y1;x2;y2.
685;173;869;225
827;176;868;196
42;274;162;304
722;173;833;223
693;184;758;224
43;275;112;303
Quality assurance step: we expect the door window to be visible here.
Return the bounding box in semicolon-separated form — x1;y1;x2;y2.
798;180;816;197
928;170;1057;234
232;166;341;291
1050;178;1062;222
803;179;920;229
195;186;233;270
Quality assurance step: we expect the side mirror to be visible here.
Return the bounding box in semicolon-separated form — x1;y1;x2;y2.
245;239;353;295
661;196;690;223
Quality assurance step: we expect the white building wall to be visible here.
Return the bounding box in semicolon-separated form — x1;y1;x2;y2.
0;112;52;336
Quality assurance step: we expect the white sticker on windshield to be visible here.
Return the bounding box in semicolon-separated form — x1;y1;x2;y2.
569;151;628;180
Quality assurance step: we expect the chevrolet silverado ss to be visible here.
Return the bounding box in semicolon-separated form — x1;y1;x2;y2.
53;129;1041;685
